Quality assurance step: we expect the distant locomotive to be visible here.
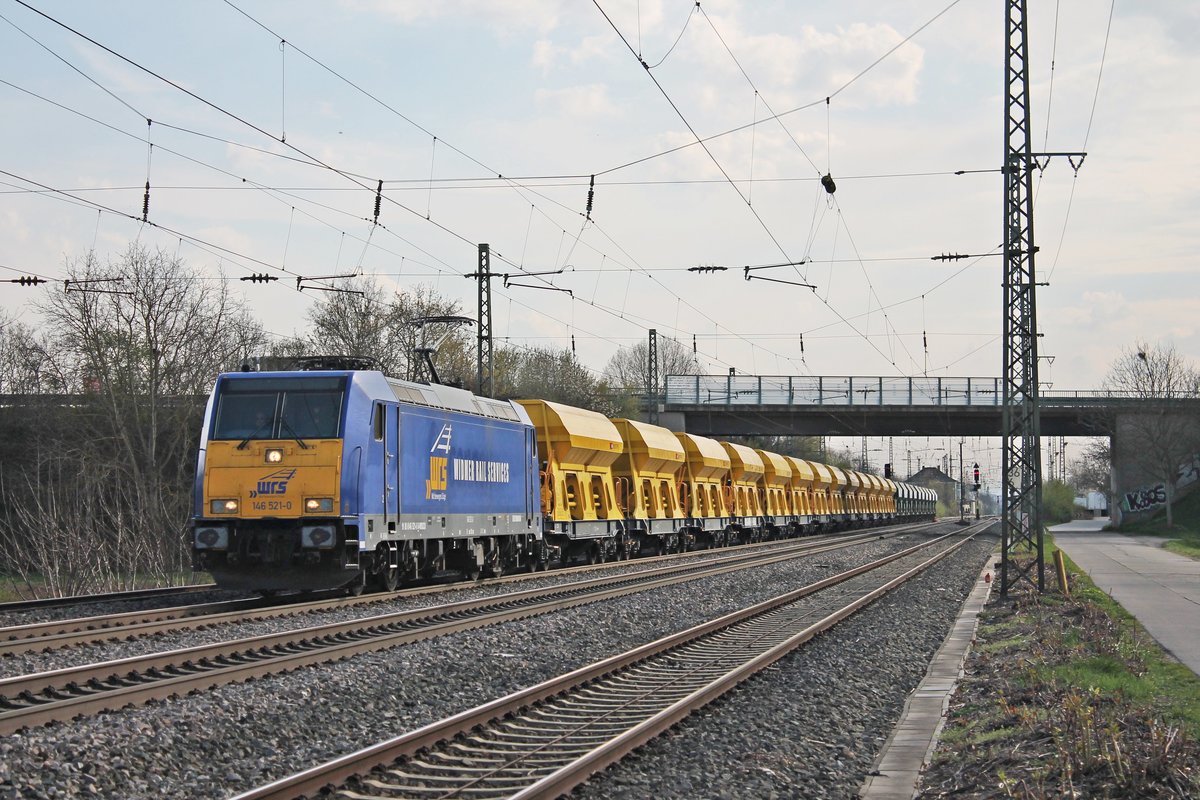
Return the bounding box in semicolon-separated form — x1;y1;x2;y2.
191;366;936;593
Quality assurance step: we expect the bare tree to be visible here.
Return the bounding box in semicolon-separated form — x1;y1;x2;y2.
496;343;629;417
0;312;67;394
1104;340;1200;527
307;281;472;383
18;245;267;588
602;335;701;391
1068;438;1111;495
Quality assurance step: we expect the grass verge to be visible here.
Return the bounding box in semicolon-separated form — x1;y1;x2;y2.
918;540;1200;798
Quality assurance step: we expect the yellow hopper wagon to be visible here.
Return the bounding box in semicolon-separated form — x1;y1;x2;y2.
784;456;820;533
756;449;794;540
516;399;623;563
612;419;687;556
721;441;765;544
675;432;733;549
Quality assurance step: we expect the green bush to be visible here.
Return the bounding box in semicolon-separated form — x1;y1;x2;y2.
1042;479;1076;523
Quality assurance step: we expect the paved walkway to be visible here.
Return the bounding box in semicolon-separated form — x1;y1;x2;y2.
1052;518;1200;676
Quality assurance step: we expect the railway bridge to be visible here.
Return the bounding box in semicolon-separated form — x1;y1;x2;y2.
658;374;1161;438
658;374;1200;526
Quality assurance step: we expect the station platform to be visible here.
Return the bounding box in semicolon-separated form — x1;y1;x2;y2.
1051;518;1200;676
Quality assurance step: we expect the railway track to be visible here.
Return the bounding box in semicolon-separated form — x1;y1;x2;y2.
0;523;938;735
232;520;992;799
0;523;937;656
0;583;217;615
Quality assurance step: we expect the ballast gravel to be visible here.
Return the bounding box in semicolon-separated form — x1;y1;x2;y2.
0;534;910;679
0;530;996;799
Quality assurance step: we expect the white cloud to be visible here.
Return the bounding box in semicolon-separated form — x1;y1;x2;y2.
345;0;564;35
534;84;619;118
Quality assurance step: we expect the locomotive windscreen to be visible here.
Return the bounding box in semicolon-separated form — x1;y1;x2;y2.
211;376;346;441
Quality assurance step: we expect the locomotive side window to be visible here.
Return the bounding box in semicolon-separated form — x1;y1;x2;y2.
212;377;346;440
373;403;384;441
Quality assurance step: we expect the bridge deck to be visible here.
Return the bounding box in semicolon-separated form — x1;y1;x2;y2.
661;375;1185;437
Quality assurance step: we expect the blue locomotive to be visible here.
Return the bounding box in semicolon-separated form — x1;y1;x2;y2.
192;366;542;593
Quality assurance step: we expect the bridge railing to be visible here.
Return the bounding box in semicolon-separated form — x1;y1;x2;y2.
664;375;1006;406
662;376;1141;407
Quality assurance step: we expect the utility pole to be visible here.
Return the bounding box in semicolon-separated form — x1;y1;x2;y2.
993;1;1089;594
1000;2;1081;594
467;244;494;397
1001;0;1044;590
647;328;659;425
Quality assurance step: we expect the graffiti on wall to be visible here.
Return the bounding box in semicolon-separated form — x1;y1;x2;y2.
1120;454;1200;513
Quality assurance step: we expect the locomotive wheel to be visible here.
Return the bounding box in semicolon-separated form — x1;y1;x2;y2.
374;545;400;592
490;544;512;578
381;567;399;592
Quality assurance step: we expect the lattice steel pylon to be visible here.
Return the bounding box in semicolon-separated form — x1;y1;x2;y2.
1001;0;1044;593
474;244;494;398
647;328;659;425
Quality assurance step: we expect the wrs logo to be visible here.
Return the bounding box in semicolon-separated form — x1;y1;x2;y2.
250;469;296;498
426;424;451;500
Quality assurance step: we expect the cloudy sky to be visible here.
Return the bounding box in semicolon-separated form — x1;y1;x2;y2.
0;0;1194;439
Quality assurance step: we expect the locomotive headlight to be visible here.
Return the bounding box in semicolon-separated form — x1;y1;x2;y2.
211;499;239;514
265;448;284;464
304;497;334;513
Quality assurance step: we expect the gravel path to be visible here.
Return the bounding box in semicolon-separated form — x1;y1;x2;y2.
0;528;991;799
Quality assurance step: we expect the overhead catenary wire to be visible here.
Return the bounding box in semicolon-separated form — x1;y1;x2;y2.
0;165;649;368
591;0;794;263
590;0;960;378
2;0;1041;383
213;0;810;373
1046;0;1115;282
595;0;969;179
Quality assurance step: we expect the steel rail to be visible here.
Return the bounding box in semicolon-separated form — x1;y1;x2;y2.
230;520;992;800
0;522;936;656
0;583;217;614
0;524;934;735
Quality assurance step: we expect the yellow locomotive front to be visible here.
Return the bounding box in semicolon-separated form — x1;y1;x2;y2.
193;374;350;590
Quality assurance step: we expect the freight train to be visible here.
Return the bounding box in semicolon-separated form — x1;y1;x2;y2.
191;365;937;593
